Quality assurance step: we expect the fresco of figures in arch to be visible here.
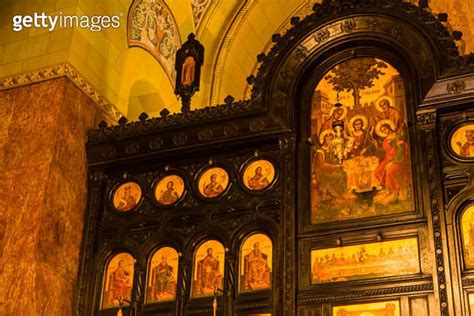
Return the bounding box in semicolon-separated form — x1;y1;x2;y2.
146;247;179;303
311;238;419;284
239;233;272;293
311;57;415;224
192;240;225;298
101;253;135;309
461;205;474;269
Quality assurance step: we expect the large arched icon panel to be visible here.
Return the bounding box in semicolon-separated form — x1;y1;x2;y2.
101;252;135;309
146;247;179;303
310;57;414;224
192;240;225;298
461;205;474;269
239;233;272;293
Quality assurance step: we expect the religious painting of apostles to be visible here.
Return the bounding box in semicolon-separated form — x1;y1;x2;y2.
333;300;400;316
154;175;185;206
243;160;276;191
311;238;419;284
198;167;229;198
112;182;142;212
146;247;179;303
239;233;272;292
461;205;474;269
450;124;474;158
101;253;134;309
192;240;225;298
310;57;414;224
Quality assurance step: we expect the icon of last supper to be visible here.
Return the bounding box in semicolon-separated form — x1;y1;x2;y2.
311;57;414;224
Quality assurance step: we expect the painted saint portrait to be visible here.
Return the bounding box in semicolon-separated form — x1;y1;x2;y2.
154;175;185;206
112;182;142;212
181;55;196;87
450;124;474;158
461;205;474;269
311;57;414;224
192;240;225;298
146;247;179;303
239;233;272;292
101;253;135;309
311;238;419;284
198;167;229;198
243;160;276;191
333;300;400;316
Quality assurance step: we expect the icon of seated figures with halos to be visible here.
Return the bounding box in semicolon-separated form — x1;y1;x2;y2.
243;242;271;290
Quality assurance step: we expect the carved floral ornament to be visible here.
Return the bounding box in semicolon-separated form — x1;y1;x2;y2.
128;0;181;85
109;159;278;212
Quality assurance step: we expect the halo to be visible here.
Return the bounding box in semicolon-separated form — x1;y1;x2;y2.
349;114;368;131
375;119;397;137
375;97;394;113
329;105;347;120
319;129;335;145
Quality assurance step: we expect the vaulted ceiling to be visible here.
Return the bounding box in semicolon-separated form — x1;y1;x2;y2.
0;0;473;120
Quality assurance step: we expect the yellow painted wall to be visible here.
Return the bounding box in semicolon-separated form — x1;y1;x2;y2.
1;0;473;119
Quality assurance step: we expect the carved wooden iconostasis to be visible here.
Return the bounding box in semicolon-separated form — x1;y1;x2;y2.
75;1;474;315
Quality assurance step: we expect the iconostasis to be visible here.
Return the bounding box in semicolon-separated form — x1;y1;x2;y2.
76;2;474;315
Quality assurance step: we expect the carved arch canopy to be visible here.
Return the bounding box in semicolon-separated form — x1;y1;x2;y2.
249;1;464;114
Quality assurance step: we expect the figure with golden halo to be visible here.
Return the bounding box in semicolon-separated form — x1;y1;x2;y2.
108;260;131;305
152;255;174;299
117;187;137;211
373;119;411;205
248;166;270;190
319;104;349;135
203;174;224;198
312;129;348;201
195;248;222;295
243;242;271;289
158;181;180;205
457;129;474;158
349;114;377;157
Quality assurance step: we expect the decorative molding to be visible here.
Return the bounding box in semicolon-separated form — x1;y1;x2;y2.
447;80;466;95
297;283;434;304
209;0;258;105
416;110;437;126
424;127;450;316
0;62;122;121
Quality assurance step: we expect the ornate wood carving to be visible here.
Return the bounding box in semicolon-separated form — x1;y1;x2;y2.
77;1;474;315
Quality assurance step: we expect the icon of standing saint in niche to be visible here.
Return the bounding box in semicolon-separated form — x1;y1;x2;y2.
147;247;179;303
192;240;225;298
101;253;134;309
198;167;229;198
181;55;196;87
155;175;185;206
243;160;276;191
112;182;142;212
240;234;272;292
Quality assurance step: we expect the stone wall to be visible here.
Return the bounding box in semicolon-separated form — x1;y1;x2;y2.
0;78;105;315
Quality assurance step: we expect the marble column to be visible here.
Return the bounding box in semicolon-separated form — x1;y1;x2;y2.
0;78;106;315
